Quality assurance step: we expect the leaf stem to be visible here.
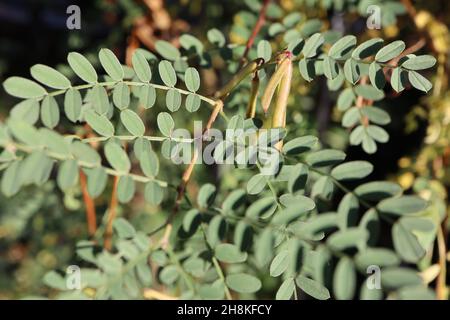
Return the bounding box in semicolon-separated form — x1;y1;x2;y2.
212;256;233;300
81;135;194;144
48;80;217;106
8;141;168;187
166;245;196;293
104;175;119;251
79;170;97;236
200;224;232;300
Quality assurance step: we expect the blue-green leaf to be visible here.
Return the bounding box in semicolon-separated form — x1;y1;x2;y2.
158;60;177;87
120;109;145;136
132;50;152;82
30;64;71;89
3;77;47;99
67;52;98;84
184;67;200;92
99;48;124;81
104;141;130;173
84;110;114;137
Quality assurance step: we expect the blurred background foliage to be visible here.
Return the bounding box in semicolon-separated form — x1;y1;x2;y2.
0;0;448;299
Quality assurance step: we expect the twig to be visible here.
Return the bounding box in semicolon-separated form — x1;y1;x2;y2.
79;170;97;236
390;38;426;67
400;0;417;19
356;77;370;127
200;224;232;300
384;38;426;83
212;256;233;300
159;101;224;249
240;0;271;66
104;176;119;251
167;245;197;293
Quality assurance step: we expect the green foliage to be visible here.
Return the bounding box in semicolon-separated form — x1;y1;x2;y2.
0;0;442;301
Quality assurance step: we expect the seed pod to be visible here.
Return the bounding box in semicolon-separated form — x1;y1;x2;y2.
272;60;292;128
272;57;292;150
261;55;291;115
214;58;263;99
246;72;259;118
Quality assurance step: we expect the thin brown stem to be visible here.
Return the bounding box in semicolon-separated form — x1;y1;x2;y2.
159;101;224;249
390;38;426;67
400;0;417;19
384;38;426;84
240;0;271;66
356;76;370;127
79;170;97;236
104;176;119;251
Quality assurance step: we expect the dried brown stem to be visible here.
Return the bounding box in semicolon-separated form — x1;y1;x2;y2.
240;0;271;66
391;38;427;67
79;170;97;237
159;101;224;249
104;176;119;251
356;77;370;127
400;0;417;19
384;38;426;84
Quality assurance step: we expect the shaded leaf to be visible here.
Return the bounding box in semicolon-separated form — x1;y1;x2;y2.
225;273;261;293
104;141;130;173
